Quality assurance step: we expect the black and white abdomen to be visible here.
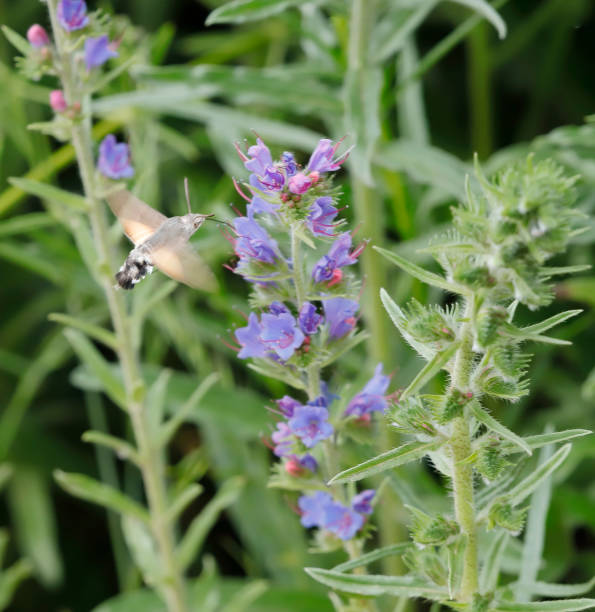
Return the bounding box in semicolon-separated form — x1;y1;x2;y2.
115;250;154;290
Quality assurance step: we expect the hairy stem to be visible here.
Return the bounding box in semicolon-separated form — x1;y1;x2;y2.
47;3;187;610
450;297;478;601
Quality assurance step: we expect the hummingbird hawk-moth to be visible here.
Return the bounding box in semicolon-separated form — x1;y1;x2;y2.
106;180;220;291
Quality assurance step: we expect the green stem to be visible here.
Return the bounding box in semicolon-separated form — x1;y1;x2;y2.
47;4;187;611
449;298;478;601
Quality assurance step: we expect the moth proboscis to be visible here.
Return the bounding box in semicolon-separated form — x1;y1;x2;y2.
106;179;224;291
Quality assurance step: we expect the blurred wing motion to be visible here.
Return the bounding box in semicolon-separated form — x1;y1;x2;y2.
106;188;167;246
106;188;217;291
151;243;217;291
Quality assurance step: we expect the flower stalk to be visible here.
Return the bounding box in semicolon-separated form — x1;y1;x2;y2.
46;2;187;610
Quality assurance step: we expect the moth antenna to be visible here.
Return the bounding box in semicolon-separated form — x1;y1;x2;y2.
184;177;192;214
205;216;233;229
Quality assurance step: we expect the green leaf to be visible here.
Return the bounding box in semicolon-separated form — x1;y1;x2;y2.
492;600;595;611
0;242;63;285
54;470;150;523
328;440;443;485
519;309;582;335
376;252;467;295
501;430;591;454
333;544;410;573
166;484;203;523
0;559;32;611
206;0;302;25
479;530;508;593
176;476;244;570
512;577;595;598
0;213;55;237
81;431;140;466
0;465;13;493
448;0;507;39
1;25;30;56
539;264;591;277
304;568;448;598
9;177;88;211
120;515;163;587
501;323;572;346
470;400;532;456
49;313;118;351
7;467;63;587
399;342;460;402
63;329;127;410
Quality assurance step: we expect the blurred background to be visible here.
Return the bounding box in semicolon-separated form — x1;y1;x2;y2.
0;0;594;610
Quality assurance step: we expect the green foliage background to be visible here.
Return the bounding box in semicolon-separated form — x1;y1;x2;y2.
0;0;594;610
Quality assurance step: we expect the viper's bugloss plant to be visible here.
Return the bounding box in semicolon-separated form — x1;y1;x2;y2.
305;156;595;611
229;137;396;596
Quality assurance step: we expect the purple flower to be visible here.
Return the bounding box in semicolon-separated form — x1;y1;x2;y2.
345;364;390;417
299;454;318;472
277;395;301;418
271;422;293;457
235;312;267;359
307;197;338;237
97;135;134;179
85;35;118;71
260;312;305;360
244;138;273;176
289;403;333;448
298;302;322;335
269;301;290;315
298;491;333;528
261;166;285;191
233;217;278;264
312;233;359;283
323;298;359;339
281;152;297;176
352;490;375;515
307;138;349;174
324;502;364;540
288;172;312;195
27;25;50;48
321;381;339;406
57;0;89;31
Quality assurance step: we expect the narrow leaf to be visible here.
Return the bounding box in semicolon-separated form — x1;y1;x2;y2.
333;544;410;573
49;313;118;351
206;0;301;25
176;476;244;570
470;400;532;455
502;430;591;455
400;342;460;402
81;431;140;466
63;329;127;409
539;264;591;277
0;213;55;237
376;249;467;295
520;310;582;335
479;530;508;593
304;568;448;598
329;440;443;485
9;177;88;211
1;25;30;55
448;0;507;39
166;484;203;523
54;470;150;523
493;600;595;611
0;559;32;610
512;577;595;598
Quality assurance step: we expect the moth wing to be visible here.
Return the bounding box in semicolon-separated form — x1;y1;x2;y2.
106;189;167;246
151;242;218;291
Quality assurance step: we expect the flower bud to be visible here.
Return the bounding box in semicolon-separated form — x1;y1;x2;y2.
27;24;50;48
288;172;312;195
49;90;68;113
284;457;304;477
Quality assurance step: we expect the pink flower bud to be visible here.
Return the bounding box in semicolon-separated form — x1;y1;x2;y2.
288;172;312;195
284;458;303;477
49;90;67;113
27;24;50;48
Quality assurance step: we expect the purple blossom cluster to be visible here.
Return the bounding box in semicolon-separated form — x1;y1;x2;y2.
229;137;391;542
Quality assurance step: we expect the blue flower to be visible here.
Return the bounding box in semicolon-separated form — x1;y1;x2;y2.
277;395;301;418
307;197;338;237
57;0;89;31
269;301;290;315
312;233;359;284
321;381;339;406
324;502;364;540
233;217;278;265
323;298;359;339
235;312;267;359
260;312;305;360
281;152;297;176
271;422;293;457
85;35;118;71
299;454;318;472
298;302;322;335
97;135;134;180
244;138;273;176
298;491;333;528
352;489;375;515
289;403;333;448
345;364;390;417
307;139;349;174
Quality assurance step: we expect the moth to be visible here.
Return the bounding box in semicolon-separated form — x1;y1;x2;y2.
106;180;221;291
